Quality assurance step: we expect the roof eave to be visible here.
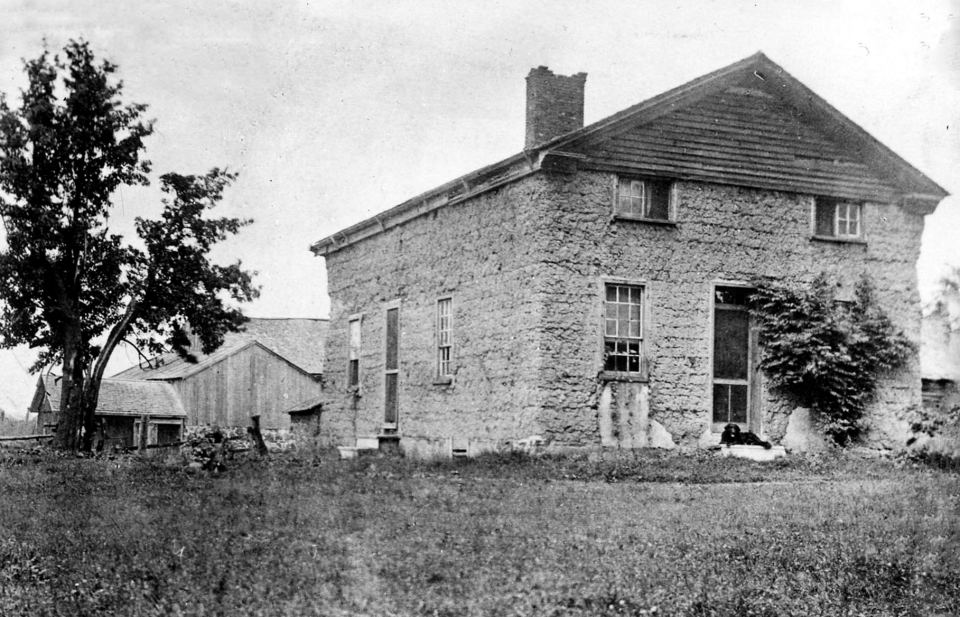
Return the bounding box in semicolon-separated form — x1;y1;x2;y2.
311;51;949;254
310;150;542;257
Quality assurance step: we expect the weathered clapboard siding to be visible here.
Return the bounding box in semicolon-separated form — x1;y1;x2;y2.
169;343;322;430
580;87;899;202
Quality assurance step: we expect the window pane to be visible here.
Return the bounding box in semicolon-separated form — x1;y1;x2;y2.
715;286;751;307
606;285;617;302
349;359;359;387
713;308;749;380
712;384;730;423
349;319;361;359
815;198;835;236
729;385;748;423
385;373;398;423
618;179;645;216
646;180;672;220
385;308;399;370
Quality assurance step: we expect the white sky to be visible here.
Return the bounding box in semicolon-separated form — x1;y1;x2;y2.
1;0;958;416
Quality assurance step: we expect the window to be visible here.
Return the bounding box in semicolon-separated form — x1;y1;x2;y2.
348;316;361;388
436;298;453;379
616;177;675;221
814;197;861;239
384;306;400;427
156;422;182;445
604;283;644;374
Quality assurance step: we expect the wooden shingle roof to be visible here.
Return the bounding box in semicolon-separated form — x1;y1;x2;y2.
33;375;185;417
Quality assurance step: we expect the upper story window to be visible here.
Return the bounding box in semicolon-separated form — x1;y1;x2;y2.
603;283;645;375
615;176;675;222
814;197;862;240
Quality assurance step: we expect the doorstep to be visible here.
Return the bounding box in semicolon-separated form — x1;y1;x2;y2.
720;445;787;462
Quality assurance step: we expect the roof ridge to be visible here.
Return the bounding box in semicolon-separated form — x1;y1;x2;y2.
310;51;947;256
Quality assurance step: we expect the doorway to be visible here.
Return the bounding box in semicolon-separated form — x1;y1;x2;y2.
711;285;760;432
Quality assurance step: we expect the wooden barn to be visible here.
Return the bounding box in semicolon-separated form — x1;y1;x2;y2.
114;318;327;430
30;375;186;449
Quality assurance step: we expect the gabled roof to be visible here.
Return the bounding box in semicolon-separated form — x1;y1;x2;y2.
112;317;327;380
31;375;185;417
311;52;948;257
113;339;315;382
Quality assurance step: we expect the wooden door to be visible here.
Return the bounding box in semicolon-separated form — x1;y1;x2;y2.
712;286;758;431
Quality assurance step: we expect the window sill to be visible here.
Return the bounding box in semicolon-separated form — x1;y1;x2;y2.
613;214;677;227
810;235;866;246
600;371;649;383
432;376;454;386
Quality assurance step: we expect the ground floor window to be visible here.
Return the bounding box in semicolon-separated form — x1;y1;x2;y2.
156;423;182;445
604;283;644;374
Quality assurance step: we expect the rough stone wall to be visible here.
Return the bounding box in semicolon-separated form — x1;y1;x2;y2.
321;178;552;450
532;171;924;448
321;168;925;452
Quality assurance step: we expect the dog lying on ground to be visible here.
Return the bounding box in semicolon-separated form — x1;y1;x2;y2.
720;423;772;449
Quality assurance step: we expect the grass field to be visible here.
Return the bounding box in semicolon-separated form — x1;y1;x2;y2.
1;447;958;616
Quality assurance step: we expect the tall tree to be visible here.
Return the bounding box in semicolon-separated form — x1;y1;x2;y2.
0;40;258;451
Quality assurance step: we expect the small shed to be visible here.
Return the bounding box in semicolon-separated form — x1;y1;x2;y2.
29;375;186;449
285;395;324;445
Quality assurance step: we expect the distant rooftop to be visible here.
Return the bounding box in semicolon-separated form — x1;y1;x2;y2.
113;317;328;380
32;375;185;417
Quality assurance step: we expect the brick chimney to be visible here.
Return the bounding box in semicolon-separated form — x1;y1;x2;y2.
525;66;587;149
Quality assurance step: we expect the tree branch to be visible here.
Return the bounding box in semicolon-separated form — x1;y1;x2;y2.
90;296;139;385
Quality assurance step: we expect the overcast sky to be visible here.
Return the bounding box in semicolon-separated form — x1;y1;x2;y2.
1;0;958;416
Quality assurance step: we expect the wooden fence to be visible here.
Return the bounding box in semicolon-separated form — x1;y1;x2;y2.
0;434;54;443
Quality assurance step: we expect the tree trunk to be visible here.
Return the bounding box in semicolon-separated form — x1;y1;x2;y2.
79;377;103;452
54;325;85;451
248;416;268;456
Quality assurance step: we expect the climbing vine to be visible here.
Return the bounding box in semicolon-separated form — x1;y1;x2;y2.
749;274;914;445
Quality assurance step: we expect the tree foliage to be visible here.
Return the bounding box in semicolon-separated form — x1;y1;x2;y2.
0;40;258;451
749;274;914;445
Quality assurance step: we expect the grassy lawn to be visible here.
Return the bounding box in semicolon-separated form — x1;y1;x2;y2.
1;447;958;616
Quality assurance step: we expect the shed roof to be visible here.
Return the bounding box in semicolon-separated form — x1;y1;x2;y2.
112;317;327;380
311;52;948;257
32;375;185;417
283;395;325;414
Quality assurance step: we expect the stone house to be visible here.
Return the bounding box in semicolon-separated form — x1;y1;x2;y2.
312;53;948;456
30;375;186;449
114;318;327;431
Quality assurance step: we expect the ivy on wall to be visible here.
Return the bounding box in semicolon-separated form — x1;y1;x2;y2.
749;274;914;445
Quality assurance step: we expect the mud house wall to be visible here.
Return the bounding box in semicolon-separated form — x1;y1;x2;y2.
322;177;551;449
533;171;924;448
171;345;323;431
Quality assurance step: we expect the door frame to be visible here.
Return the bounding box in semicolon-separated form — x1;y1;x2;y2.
708;281;762;434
